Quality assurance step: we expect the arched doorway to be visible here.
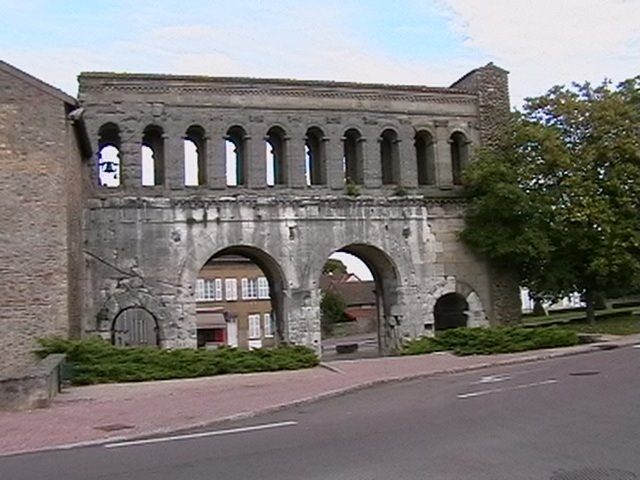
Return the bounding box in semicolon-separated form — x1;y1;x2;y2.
195;246;286;350
319;244;399;358
434;293;468;331
111;307;159;347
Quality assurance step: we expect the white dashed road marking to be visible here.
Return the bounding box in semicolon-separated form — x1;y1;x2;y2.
104;421;298;449
457;379;558;399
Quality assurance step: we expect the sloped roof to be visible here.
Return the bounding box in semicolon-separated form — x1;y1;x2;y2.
0;60;77;105
320;274;376;307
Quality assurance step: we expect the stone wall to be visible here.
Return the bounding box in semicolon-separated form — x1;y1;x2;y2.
0;62;89;374
0;354;65;411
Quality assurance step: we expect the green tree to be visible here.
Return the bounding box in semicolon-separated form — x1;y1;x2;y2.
323;258;348;275
462;77;640;324
320;289;347;336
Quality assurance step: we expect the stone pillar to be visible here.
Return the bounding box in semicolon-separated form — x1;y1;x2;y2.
363;131;381;188
398;126;418;188
165;131;184;190
247;126;266;189
207;132;227;189
326;133;345;191
120;126;142;189
287;132;307;188
435;120;453;189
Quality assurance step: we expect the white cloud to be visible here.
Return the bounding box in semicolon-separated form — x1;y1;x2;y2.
12;0;636;107
2;1;481;96
438;0;640;105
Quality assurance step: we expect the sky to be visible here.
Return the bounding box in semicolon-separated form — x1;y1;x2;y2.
2;0;638;279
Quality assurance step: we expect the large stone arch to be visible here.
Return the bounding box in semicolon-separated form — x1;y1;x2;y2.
181;241;291;347
311;242;403;354
427;276;488;331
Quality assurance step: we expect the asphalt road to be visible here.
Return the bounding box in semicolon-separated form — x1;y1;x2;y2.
2;346;639;480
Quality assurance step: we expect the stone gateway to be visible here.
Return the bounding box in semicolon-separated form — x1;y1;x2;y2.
0;61;520;373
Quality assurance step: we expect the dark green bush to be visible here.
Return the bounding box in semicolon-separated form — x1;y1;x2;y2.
401;326;578;356
36;337;319;385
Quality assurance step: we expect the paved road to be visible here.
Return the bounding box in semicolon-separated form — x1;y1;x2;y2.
2;346;638;480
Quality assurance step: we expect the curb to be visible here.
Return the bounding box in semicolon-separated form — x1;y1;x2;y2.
2;339;638;458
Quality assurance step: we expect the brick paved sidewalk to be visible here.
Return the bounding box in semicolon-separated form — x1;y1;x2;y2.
1;335;638;457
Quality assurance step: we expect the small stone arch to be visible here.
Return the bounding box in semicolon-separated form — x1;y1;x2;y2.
184;124;207;186
434;293;468;331
305;126;327;186
111;306;159;347
97;289;171;346
429;277;488;331
142;124;165;186
414;129;436;186
449;130;470;185
343;128;364;185
226;125;248;186
265;125;288;186
97;122;121;187
379;128;400;185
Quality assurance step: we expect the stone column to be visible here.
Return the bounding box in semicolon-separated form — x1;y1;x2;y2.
326;132;345;191
398;125;418;188
164;131;184;190
363;135;381;188
207;132;227;189
120;126;142;190
287;132;307;188
247;125;266;189
435;120;453;189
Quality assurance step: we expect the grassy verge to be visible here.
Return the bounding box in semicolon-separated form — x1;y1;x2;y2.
523;307;638;326
401;326;578;356
37;337;319;386
553;316;640;336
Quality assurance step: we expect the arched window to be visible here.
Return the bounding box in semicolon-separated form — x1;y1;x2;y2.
450;132;469;186
343;128;364;185
380;129;399;185
305;127;326;186
415;130;436;186
185;125;206;186
226;126;247;187
142;125;165;186
97;123;121;187
265;126;287;186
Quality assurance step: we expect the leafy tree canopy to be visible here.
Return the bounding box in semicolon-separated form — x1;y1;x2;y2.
323;258;348;275
461;76;640;322
320;289;347;335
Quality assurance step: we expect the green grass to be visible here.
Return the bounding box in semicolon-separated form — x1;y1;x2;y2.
36;337;319;386
554;316;640;336
523;307;638;326
401;326;579;356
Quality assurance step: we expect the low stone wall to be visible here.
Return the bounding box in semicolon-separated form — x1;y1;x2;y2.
0;354;66;411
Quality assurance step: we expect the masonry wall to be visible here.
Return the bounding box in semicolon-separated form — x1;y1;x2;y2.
0;68;84;374
78;64;518;354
